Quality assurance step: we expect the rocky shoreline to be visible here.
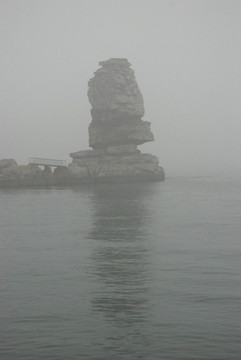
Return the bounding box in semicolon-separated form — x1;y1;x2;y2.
1;59;165;187
0;156;164;187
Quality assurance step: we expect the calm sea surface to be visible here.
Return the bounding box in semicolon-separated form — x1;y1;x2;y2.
1;177;241;360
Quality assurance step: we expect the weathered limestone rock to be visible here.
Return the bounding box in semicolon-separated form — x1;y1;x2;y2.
53;166;71;184
16;165;43;185
0;158;17;170
88;58;144;118
68;162;89;178
106;144;140;155
68;150;163;183
68;58;165;183
70;149;105;160
88;58;154;149
0;160;45;186
88;118;153;148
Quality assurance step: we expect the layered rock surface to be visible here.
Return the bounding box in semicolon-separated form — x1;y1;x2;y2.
68;146;163;183
88;58;144;118
88;58;153;149
69;58;165;183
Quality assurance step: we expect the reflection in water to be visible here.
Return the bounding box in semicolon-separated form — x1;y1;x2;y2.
88;183;155;327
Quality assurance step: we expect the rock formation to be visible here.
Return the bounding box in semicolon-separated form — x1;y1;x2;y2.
0;159;45;186
68;58;165;183
0;58;165;187
0;158;69;187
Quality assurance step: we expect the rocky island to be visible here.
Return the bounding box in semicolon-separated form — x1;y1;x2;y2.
0;59;165;187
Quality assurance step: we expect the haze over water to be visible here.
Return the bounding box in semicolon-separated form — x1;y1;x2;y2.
1;0;241;177
1;177;241;359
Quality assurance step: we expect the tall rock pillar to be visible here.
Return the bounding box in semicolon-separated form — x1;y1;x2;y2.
69;58;165;183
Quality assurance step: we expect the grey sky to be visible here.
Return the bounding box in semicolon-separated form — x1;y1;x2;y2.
1;0;241;176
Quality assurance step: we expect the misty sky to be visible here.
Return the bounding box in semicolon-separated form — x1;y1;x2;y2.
1;0;241;176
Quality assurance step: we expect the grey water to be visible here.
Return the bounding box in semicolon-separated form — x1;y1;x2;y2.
1;177;241;360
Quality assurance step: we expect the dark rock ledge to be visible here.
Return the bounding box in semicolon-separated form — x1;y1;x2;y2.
0;156;164;187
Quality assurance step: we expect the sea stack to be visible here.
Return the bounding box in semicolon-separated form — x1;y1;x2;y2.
69;58;165;183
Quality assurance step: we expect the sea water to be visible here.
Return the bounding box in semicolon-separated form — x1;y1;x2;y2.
1;177;241;359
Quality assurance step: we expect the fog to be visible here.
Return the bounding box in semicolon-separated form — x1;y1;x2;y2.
1;0;241;176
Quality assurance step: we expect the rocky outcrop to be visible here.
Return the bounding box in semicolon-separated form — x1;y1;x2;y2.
0;159;18;170
0;159;70;187
87;58;154;149
68;147;163;183
0;159;46;186
69;58;165;183
88;117;154;149
0;58;165;187
88;58;144;118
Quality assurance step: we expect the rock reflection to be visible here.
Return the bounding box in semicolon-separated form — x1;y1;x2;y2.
88;183;154;326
